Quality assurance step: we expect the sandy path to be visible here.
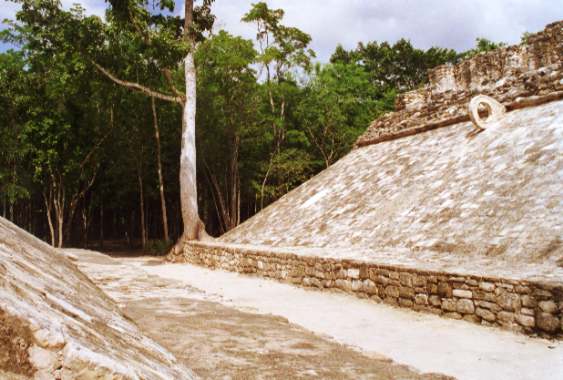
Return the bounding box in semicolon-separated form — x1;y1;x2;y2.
68;250;448;380
141;260;563;380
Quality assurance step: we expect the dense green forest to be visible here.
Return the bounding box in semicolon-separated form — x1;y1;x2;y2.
0;0;503;251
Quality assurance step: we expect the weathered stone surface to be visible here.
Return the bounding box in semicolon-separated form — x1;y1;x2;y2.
536;313;560;333
476;308;496;322
180;240;563;339
414;294;428;305
453;289;473;299
0;217;192;379
539;300;558;314
429;295;441;307
399;298;414;308
173;24;563;339
357;21;562;147
516;314;535;328
385;286;400;298
399;273;413;287
399;286;415;299
216;23;563;291
498;312;515;323
497;292;521;311
441;299;457;312
438;283;452;298
456;299;475;314
521;295;537;308
479;282;496;292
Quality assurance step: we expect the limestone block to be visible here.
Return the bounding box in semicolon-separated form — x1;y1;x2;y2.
375;275;390;286
399;273;413;287
413;276;427;287
475;300;501;312
347;268;360;279
476;307;496;322
351;280;362;292
536;312;560;332
438;282;452;298
453;289;473;299
515;285;531;294
479;282;496;292
444;312;463;320
457;299;475;314
414;294;428;305
429;295;442;307
384;286;400;298
538;300;558;314
498;311;515;323
521;295;537;308
399;298;414;308
441;299;457;312
533;289;553;299
516;314;535;328
363;279;377;295
399;286;415;299
497;292;521;311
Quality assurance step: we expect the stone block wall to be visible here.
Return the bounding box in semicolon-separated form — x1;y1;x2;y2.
356;21;563;147
173;242;563;339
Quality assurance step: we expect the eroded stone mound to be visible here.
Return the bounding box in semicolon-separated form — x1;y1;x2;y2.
0;217;195;379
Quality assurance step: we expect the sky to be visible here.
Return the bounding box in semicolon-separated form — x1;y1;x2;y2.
1;0;561;61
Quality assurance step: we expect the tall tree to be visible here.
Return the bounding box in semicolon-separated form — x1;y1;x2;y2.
196;31;258;233
94;0;215;246
242;1;315;209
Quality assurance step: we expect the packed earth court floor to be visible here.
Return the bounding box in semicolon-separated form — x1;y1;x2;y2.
67;249;563;380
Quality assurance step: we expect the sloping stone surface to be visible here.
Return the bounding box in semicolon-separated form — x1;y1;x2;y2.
0;217;195;379
221;100;563;281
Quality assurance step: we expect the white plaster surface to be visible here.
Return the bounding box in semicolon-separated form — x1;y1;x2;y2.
142;260;563;380
222;100;563;282
0;218;194;379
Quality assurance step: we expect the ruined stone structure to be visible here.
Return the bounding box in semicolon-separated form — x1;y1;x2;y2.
0;217;195;379
171;22;563;338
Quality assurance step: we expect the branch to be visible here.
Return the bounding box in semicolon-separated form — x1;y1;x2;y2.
92;62;184;105
79;127;113;169
161;68;186;102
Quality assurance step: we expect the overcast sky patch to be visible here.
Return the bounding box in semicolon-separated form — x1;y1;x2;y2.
1;0;561;60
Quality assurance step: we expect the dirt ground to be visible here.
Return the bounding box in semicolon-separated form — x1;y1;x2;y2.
68;249;451;380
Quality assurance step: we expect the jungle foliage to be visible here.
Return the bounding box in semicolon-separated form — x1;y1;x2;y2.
0;0;505;247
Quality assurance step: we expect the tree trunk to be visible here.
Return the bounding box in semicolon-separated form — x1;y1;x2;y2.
176;0;207;245
151;97;170;242
43;189;56;247
99;196;104;250
179;50;202;240
137;164;147;250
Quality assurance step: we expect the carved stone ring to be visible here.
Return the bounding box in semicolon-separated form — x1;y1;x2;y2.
468;95;506;130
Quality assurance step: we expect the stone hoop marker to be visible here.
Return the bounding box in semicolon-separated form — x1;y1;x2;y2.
468;95;506;130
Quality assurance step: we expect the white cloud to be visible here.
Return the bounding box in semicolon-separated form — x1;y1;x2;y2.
2;0;562;60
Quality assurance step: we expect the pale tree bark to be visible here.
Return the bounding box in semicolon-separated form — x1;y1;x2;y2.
151;97;170;242
175;0;208;247
93;0;208;254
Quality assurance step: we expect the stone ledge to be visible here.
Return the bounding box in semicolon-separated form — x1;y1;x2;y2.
172;241;563;339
